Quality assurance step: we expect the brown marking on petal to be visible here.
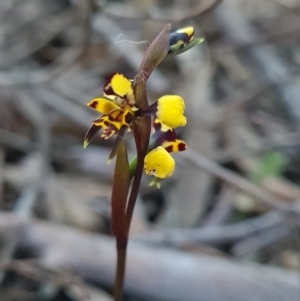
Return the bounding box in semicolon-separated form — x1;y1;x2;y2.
104;84;114;96
178;142;186;151
124;111;134;124
88;100;98;109
153;130;175;150
84;123;102;147
108;113;119;122
103;73;116;96
153;119;162;132
164;145;173;153
164;129;177;141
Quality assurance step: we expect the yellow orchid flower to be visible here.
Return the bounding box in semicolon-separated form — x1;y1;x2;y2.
144;146;175;179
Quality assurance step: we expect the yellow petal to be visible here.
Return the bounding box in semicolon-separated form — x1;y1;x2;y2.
105;73;133;98
87;97;120;114
156;95;187;128
144;146;175;179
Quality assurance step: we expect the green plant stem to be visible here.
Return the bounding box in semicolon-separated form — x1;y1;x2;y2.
129;156;137;175
114;240;127;301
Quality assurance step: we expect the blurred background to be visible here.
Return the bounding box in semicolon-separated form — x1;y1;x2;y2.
1;0;300;300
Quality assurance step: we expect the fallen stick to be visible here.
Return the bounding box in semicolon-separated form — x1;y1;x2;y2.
0;213;298;301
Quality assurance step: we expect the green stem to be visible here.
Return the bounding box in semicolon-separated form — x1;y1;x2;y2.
129;156;137;175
